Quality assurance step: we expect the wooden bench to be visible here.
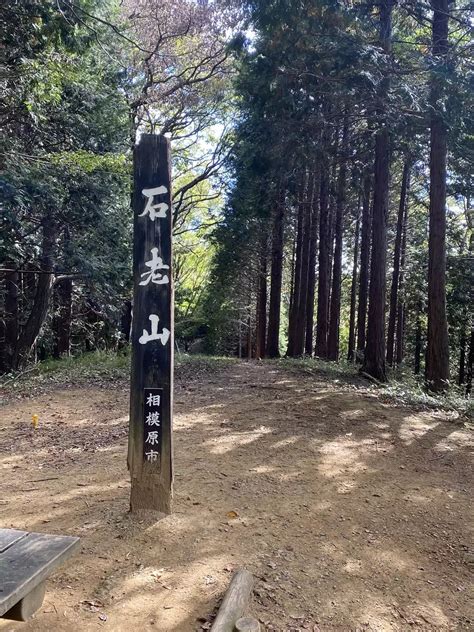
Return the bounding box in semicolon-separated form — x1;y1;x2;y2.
0;528;80;621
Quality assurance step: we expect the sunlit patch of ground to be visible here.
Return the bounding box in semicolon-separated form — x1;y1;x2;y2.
0;361;472;631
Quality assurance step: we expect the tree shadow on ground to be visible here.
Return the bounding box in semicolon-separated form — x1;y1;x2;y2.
0;360;472;631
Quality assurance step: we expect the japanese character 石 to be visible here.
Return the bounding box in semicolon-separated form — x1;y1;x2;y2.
139;186;169;220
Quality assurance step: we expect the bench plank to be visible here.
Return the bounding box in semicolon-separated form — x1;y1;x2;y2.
0;531;80;617
0;529;28;554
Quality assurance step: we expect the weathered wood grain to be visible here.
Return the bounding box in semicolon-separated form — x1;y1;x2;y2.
234;616;260;632
210;569;255;632
128;133;174;514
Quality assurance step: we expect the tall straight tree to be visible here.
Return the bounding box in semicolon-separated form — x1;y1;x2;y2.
458;314;467;385
362;0;394;381
295;171;314;356
315;155;331;358
466;326;474;396
348;194;361;361
305;172;320;356
255;231;268;359
287;171;307;356
426;0;450;391
387;160;410;365
0;268;18;373
328;117;349;360
267;183;285;358
356;174;372;359
395;194;408;365
414;299;423;374
326;146;339;320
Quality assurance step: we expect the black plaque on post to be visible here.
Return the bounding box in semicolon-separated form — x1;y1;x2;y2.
128;134;173;514
143;387;163;461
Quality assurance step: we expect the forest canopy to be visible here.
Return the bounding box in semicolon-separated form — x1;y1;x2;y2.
1;0;473;395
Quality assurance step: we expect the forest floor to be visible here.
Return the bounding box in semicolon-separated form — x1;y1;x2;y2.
0;356;472;632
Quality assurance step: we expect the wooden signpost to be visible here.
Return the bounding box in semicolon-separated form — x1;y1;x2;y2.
128;134;173;514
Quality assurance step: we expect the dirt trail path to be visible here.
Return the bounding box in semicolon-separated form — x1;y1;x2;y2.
0;361;472;631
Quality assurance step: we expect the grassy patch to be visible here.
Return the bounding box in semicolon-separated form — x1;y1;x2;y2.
0;350;131;402
1;351;471;420
0;351;238;402
273;356;361;381
273;356;472;419
37;349;131;378
175;353;238;383
379;367;472;419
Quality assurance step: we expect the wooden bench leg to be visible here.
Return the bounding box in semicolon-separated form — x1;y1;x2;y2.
1;582;46;621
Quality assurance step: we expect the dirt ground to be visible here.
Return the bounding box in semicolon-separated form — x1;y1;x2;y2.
0;361;472;631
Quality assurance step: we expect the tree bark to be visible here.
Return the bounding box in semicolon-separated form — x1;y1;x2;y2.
327;118;349;361
247;310;252;360
0;267;19;374
387;160;410;365
294;170;314;356
305;172;320;356
363;131;390;381
267;183;285;358
53;277;73;358
466;326;473;397
14;218;56;369
326;158;338;326
347;196;361;362
288;230;296;321
255;233;267;359
414;300;423;375
458;322;466;385
426;0;450;392
356;174;372;361
396;187;409;365
395;303;405;365
53;226;73;358
315;162;331;358
120;299;132;346
238;316;242;359
362;0;393;382
287;172;306;357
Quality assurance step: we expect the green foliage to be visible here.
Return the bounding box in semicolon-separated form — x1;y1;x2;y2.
204;0;472;392
1;0;472;395
380;368;473;420
0;350;238;401
274;357;473;419
49;151;129;174
1;0;132;367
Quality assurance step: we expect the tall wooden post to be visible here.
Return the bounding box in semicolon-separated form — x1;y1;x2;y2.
128;134;173;514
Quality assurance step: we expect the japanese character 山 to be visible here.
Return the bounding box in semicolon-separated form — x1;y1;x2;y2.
139;314;170;346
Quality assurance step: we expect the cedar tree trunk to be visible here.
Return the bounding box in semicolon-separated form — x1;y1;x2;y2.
387;160;410;365
426;0;450;391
